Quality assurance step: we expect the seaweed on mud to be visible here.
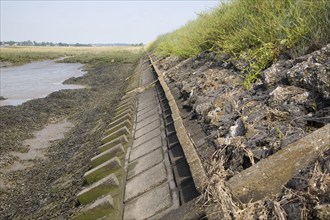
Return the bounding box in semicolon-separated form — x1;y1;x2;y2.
0;58;140;219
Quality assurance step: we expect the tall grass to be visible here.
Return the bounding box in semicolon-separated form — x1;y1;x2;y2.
149;0;330;88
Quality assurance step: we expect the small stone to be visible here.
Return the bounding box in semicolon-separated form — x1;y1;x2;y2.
229;118;246;137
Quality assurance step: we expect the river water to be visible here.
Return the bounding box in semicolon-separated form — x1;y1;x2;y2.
0;60;85;106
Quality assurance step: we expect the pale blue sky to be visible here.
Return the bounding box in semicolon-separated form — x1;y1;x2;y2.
0;1;220;44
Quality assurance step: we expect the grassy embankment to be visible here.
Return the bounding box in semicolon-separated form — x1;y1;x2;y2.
148;0;330;88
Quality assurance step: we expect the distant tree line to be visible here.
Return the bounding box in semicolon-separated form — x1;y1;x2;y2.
0;41;144;47
0;40;92;47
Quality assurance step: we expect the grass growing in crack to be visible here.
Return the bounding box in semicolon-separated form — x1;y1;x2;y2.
148;0;330;88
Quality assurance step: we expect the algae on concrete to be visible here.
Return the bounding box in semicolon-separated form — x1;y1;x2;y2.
101;127;130;144
91;144;125;167
98;135;129;152
84;157;122;184
78;173;120;205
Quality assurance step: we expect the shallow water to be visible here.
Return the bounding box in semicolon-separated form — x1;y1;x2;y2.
0;60;85;106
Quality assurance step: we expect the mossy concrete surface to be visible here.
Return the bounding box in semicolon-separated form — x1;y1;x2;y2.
101;127;130;144
117;98;137;109
115;102;135;115
91;144;125;167
77;174;119;205
105;119;132;136
109;114;133;129
84;157;122;184
73;195;116;220
228;124;330;203
112;108;134;122
115;105;135;116
98;135;129;152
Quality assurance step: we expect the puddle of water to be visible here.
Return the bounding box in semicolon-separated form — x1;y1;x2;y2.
1;119;74;174
0;60;85;106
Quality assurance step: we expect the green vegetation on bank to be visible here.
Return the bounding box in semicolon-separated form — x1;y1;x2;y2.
149;0;330;88
0;46;142;66
62;48;142;65
0;47;67;65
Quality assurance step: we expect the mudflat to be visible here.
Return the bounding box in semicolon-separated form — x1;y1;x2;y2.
0;52;140;219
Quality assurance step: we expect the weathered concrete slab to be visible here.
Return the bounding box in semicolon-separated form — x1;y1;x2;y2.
139;88;154;98
119;97;136;107
228;124;330;203
91;144;125;167
84;157;122;184
101;127;130;144
124;183;172;220
98;135;128;152
137;108;158;123
159;197;205;220
141;71;156;86
121;93;137;100
137;105;158;118
115;105;134;116
138;99;158;111
134;120;160;139
116;102;135;113
150;55;208;193
109;113;133;129
125;163;167;202
132;129;161;148
128;148;163;179
112;108;134;122
73;195;115;220
78;174;119;205
130;136;162;161
135;113;159;131
105;119;132;136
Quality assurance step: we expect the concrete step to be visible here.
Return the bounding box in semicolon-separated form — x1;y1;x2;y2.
112;108;134;122
91;144;125;168
101;126;130;144
105;119;132;136
78;174;120;205
73;195;116;220
98;135;129;152
115;102;135;114
115;105;135;116
84;157;122;184
109;114;133;129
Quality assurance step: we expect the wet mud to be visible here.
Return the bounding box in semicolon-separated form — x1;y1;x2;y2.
0;61;138;219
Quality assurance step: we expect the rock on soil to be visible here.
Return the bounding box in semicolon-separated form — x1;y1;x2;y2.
154;44;330;219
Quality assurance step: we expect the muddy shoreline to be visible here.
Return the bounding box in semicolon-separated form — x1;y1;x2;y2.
0;60;138;219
